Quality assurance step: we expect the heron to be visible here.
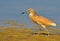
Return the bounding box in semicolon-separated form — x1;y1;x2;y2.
21;8;56;36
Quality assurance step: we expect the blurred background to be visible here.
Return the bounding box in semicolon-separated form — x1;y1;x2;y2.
0;0;60;29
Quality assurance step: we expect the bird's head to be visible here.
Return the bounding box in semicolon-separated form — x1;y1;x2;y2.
21;8;36;14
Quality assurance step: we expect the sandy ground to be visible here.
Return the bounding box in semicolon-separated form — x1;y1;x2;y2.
0;27;60;41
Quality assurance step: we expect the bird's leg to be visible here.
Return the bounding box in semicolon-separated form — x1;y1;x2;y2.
41;24;50;36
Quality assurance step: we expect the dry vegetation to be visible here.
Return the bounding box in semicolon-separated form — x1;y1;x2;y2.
0;20;60;41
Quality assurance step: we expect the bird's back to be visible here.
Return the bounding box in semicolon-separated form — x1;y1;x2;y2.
35;16;56;26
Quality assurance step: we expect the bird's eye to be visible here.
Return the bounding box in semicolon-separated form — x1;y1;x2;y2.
27;10;30;11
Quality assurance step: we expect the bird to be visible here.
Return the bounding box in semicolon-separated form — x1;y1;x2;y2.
21;8;56;36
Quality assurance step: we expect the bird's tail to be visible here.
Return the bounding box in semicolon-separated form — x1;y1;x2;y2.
51;23;56;26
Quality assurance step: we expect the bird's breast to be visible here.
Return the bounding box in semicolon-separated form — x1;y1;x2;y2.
29;14;37;24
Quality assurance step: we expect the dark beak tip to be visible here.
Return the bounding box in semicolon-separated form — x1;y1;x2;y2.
21;12;25;14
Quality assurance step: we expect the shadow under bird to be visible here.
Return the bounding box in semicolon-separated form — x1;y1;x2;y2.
21;8;56;36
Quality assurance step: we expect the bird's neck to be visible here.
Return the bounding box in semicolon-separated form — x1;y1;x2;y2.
29;12;37;17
